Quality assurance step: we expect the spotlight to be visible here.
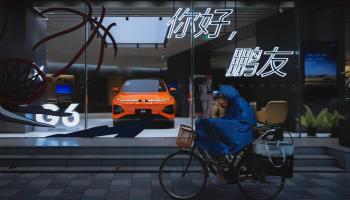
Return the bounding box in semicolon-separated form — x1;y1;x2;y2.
126;16;129;21
159;17;163;20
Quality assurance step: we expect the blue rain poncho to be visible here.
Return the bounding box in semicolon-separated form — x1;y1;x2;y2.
194;85;256;155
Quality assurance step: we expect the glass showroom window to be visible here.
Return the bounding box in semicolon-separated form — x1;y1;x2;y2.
84;1;193;138
190;1;301;137
300;1;348;138
0;0;194;138
0;1;89;136
0;0;348;139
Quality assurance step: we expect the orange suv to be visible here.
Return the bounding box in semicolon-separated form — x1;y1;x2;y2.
112;79;176;127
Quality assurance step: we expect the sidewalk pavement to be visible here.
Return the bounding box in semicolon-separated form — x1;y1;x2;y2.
0;172;349;200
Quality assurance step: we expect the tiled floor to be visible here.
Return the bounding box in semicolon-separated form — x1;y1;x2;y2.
0;172;349;200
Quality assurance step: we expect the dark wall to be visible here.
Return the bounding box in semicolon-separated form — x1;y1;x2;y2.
166;46;211;117
0;2;46;61
167;50;190;117
88;77;109;113
0;1;47;132
298;0;346;114
254;10;299;130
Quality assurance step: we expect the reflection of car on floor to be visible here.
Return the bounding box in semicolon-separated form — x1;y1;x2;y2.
112;79;176;128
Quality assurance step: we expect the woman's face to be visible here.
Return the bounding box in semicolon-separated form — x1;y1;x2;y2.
218;97;228;108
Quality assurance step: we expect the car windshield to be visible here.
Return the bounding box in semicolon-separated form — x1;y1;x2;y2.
122;79;166;92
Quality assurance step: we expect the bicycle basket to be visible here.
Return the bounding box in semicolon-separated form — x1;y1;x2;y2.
176;124;195;148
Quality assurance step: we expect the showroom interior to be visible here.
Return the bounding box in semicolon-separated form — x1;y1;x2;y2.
0;0;349;139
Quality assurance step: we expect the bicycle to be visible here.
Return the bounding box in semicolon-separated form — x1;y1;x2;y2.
158;124;293;200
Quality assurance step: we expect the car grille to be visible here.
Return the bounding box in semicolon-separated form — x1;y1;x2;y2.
119;114;169;120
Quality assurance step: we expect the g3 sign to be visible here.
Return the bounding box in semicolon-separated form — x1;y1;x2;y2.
36;104;80;127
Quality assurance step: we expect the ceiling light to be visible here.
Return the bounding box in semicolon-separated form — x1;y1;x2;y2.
99;17;171;44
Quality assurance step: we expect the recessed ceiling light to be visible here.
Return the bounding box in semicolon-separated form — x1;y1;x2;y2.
98;17;170;45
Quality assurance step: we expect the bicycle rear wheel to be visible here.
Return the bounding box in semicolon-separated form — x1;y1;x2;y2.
237;158;285;200
159;150;208;200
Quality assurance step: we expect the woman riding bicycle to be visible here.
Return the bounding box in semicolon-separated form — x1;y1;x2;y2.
159;85;289;200
195;85;257;183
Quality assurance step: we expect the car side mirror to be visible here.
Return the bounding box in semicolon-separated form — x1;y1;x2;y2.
169;87;177;94
112;87;120;93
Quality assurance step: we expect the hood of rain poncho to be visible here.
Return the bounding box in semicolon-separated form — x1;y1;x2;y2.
195;85;257;155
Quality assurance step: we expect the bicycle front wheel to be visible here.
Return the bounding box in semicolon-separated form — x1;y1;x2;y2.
159;150;208;200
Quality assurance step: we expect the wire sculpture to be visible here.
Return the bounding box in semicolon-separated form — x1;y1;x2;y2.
0;1;118;127
32;1;118;77
0;58;47;105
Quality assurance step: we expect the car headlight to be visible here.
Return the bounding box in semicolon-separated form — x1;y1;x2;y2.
118;99;139;102
113;105;124;114
148;98;172;102
163;105;175;114
117;98;172;102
